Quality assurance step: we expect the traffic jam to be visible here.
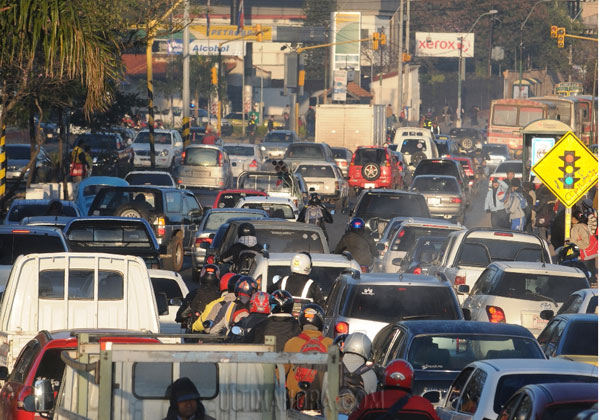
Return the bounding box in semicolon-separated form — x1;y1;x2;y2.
0;1;598;420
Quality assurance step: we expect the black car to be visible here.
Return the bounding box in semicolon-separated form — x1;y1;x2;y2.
64;217;161;269
87;186;204;271
448;127;483;152
371;320;545;401
74;132;133;177
413;159;471;199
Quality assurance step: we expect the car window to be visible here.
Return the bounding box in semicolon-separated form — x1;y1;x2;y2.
332;149;349;159
90;190;159;216
444;367;474;410
8;203;78;222
355;194;429;221
411;177;459;193
511;394;532;420
296;165;334;178
558;294;583;314
371;326;398;366
6;146;32;159
562;321;598;355
0;234;65;265
183;194;200;215
242;203;294;219
542;402;597;420
39;269;123;300
264;132;294;143
239;173;294;194
204;211;263;231
392;226;458;252
67;223;154;250
471;267;497;295
414;161;458;178
587;296;598;313
8;341;42;384
266;265;343;293
457;368;487;414
537;319;560;351
126;173;174;186
386;329;406;364
135;132;172;145
491;272;588;303
224;145;254;156
255;228;325;253
456;238;545;267
184;148;219;166
400;139;427;154
151;277;184;300
284;145;324;159
165;191;183;213
353;148;387;165
325;280;344;317
495;162;522;174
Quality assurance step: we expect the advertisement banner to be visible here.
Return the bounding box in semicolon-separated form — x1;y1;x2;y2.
189;25;272;41
531;137;556;174
415;32;474;58
332;70;348;102
331;12;361;79
155;39;245;57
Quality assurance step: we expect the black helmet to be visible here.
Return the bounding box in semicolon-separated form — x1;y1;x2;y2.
309;193;321;206
200;264;220;284
299;303;325;330
234;276;258;304
557;243;581;263
269;290;294;314
238;223;256;237
227;274;242;293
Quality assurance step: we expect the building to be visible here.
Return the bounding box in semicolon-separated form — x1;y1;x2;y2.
371;65;420;122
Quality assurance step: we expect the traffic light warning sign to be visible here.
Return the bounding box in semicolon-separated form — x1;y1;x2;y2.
532;131;598;208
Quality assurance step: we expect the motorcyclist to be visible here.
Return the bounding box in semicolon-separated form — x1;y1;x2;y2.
220;223;262;273
205;276;257;335
556;243;593;281
191;273;239;332
228;291;271;343
176;264;221;330
348;359;441;420
470;142;489;179
271;253;326;308
252;290;301;351
334;217;378;269
297;193;333;240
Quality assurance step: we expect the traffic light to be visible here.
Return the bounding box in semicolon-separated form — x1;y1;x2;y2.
559;150;580;189
380;33;386;46
557;27;566;48
256;24;263;42
550;25;558;38
210;66;218;85
372;32;379;50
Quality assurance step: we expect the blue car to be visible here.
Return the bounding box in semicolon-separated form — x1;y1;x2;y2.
75;176;129;215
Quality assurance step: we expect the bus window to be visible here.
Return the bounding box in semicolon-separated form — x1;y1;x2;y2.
492;105;518;126
519;107;545;126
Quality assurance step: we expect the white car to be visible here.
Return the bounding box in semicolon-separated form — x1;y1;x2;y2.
436;359;598;420
462;262;589;337
124;170;176;187
540;287;598;321
131;129;183;170
392;127;439;170
295;162;349;206
148;269;189;336
235;196;298;221
222;143;264;178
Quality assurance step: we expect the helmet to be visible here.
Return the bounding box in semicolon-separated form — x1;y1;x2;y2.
238;223;256;237
220;273;238;292
269;289;294;314
475;141;482;149
299;303;325;330
384;359;414;390
350;217;365;233
234;276;258;303
343;332;372;359
200;264;220;284
308;193;321;206
557;243;581;263
290;253;312;275
250;291;270;314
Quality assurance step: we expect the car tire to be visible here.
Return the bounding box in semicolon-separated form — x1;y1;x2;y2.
361;162;381;181
115;202;151;221
460;137;474;151
164;233;184;272
410;151;427;167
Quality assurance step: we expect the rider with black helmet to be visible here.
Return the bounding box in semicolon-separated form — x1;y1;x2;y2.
206;276;258;335
228;291;271;343
176;264;222;329
334;217;378;268
220;223;262;272
252;290;301;351
297;193;333;239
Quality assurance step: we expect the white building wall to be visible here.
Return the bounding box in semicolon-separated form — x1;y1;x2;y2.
370;65;421;122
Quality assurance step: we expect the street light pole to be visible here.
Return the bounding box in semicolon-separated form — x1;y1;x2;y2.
519;0;551;98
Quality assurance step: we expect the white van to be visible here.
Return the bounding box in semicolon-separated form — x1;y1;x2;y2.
392;127;439;171
0;253;161;370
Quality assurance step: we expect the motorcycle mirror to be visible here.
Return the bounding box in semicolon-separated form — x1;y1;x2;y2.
231;326;244;336
203;320;213;329
272;275;281;284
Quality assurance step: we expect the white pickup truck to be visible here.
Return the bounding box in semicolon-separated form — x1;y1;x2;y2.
0;253;161;371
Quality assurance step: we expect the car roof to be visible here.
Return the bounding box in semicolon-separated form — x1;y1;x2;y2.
361;188;423;197
10;199;77;206
223;143;256;147
228;219;320;230
297;162;337;167
412;174;460;181
555;313;598;322
473;358;598;374
184;144;222;150
454;228;543;243
237;197;293;204
345;272;450;287
490;261;587;277
289;142;324;147
257;252;356;265
529;382;598;403
392;320;536;337
206;208;267;214
268;130;294;134
126;170;173;176
94;185;178;192
395;217;462;228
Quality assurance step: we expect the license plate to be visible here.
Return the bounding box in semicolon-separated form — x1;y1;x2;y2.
522;312;548;329
364;183;375;188
428;197;441;205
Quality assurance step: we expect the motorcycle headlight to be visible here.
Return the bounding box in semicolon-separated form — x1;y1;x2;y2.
159;149;169;157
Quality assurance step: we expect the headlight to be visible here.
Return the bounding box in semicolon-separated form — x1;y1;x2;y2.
159;149;169;157
260;146;266;151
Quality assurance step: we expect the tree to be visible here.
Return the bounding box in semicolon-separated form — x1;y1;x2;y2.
303;0;336;80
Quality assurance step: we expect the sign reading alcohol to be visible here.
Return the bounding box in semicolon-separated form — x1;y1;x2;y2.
532;131;598;208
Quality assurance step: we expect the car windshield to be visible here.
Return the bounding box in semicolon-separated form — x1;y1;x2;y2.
483;144;510;157
393;226;459;252
457;238;545;266
67;223;154;250
8;204;78;222
491;272;589;303
332;149;348;159
407;334;543;371
6;146;30;160
404;236;446;266
296;165;334;178
284;145;324;159
400;139;427;154
563;321;598;355
89;190;160;216
340;285;459;323
414;161;457;177
126;173;173;186
204;211;265;231
224;146;254;156
0;234;65;265
78;134;116;149
241;203;294;219
494;374;597;413
495;162;522;174
412;177;459;193
216;192;264;208
265;132;294;143
267;265;350;297
353;149;387;165
356;194;429;221
239;173;293;193
135;132;172;145
254;228;324;253
184;148;219;166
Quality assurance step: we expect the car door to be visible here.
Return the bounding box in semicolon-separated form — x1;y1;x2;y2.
182;192;202;249
323;279;347;336
437;367;475;420
462;266;498;320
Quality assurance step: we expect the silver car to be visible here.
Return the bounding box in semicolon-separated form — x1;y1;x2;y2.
176;145;233;189
483;143;510;170
131;129;183;170
223;143;263;179
6;144;51;184
295;162;349;206
259;130;298;162
409;175;467;223
125;170;176;187
331;147;352;178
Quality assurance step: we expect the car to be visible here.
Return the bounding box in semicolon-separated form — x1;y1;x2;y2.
331;147;353;178
0;226;68;288
539;288;598;321
5;144;52;184
131;129;184;170
448;127;483;152
64;217;162;269
295;162;349;205
4;199;81;225
346;189;431;239
223;143;263;178
75;176;129;215
378;218;465;274
497;382;597;420
462;262;590;337
434;138;452;156
124;170;176;187
436;359;598;420
445;156;476;190
74;132;134;177
373;216;418;271
371;321;545;400
488;159;525;187
237;171;305;209
283;142;336;171
392;127;439;170
396;235;448;274
347;146;403;192
323;271;464;341
413;158;472;200
235;196;298;220
224;112;247;127
428;228;552;300
87;186;204;271
175;145;233;189
409;175;468;223
259;130;299;161
148;268;189;334
191;208;268;278
483;143;510;170
537;313;598;363
212;189;268;209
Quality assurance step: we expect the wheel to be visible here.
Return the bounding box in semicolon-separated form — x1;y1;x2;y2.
361;162;381;181
410;151;427;167
114;202;151;221
460;137;474;151
163;233;184;272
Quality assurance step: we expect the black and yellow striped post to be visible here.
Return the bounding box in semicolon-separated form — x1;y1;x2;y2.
146;38;156;169
0;123;5;199
182;117;190;148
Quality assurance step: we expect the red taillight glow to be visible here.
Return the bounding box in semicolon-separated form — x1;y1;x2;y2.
341;161;348;166
156;217;166;237
335;321;349;335
397;229;406;238
412;267;422;274
206;255;215;264
454;275;466;285
181;151;186;160
486;305;506;323
494;232;513;237
195;237;212;246
451;197;462;203
11;229;30;234
249;159;258;168
217;152;223;166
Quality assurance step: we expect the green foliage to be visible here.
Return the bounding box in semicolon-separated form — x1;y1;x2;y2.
302;0;335;80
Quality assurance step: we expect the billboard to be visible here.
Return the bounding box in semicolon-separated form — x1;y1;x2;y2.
415;32;474;58
331;12;361;81
332;70;348;102
154;39;245;57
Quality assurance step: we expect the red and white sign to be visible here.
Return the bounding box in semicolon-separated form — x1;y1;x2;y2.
415;32;474;58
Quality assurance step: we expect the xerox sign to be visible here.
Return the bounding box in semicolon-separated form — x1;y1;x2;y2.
415;32;475;58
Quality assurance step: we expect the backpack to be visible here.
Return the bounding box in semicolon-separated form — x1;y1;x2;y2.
337;363;372;414
305;205;322;225
293;333;328;385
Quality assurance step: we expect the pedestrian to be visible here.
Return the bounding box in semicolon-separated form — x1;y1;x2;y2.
334;217;378;268
522;181;536;233
504;178;526;231
305;106;316;138
470;105;479;126
267;115;275;132
485;179;509;228
163;377;214;420
69;139;90;182
385;104;394;127
443;103;450;125
534;186;556;242
202;124;218;144
498;171;516;192
570;207;591;251
283;112;290;130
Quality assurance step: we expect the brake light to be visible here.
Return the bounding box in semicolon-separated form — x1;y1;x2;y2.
249;159;258;168
454;274;466;285
341;161;348;167
195;237;212;246
494;232;513;237
412;267;422;274
335;181;340;190
335;321;349;335
156;217;166;237
181;151;186;160
293;199;299;208
451;197;462;203
217;152;223;166
397;229;405;238
178;179;182;184
486;305;506;323
206;255;215;264
11;229;30;234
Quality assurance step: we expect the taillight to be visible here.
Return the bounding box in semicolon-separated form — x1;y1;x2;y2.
341;161;348;167
451;197;462;203
397;229;405;238
335;321;349;335
454;274;466;285
217;152;223;166
249;159;258;168
360;265;369;273
412;267;422;274
181;151;186;160
11;229;30;234
195;237;212;246
486;305;506;323
335;181;340;190
206;255;215;264
156;217;166;237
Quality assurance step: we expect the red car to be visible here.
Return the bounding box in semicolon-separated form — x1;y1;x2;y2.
212;189;267;208
348;146;403;192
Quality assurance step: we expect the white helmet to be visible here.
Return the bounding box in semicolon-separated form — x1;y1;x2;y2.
343;332;372;359
290;253;312;275
475;141;482;149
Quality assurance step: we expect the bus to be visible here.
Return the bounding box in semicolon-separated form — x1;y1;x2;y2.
487;99;549;157
554;81;584;96
566;95;597;145
529;96;584;142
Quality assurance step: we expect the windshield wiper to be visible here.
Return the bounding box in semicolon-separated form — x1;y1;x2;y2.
525;291;557;306
400;314;438;320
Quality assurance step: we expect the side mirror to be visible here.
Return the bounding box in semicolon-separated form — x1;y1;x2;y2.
0;366;8;381
169;297;183;306
376;243;386;252
23;379;54;412
540;309;555;320
231;326;245;336
422;390;441;404
367;219;377;232
155;292;169;316
462;308;471;320
457;285;470;295
392;258;403;266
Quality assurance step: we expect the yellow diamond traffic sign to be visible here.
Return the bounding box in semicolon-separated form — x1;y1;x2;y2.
532;131;598;208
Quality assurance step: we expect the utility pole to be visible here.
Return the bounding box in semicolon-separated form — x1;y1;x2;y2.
404;0;410;119
396;0;404;118
488;13;494;77
182;0;190;148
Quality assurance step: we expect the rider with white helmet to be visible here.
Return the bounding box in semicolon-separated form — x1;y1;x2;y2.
272;252;325;308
